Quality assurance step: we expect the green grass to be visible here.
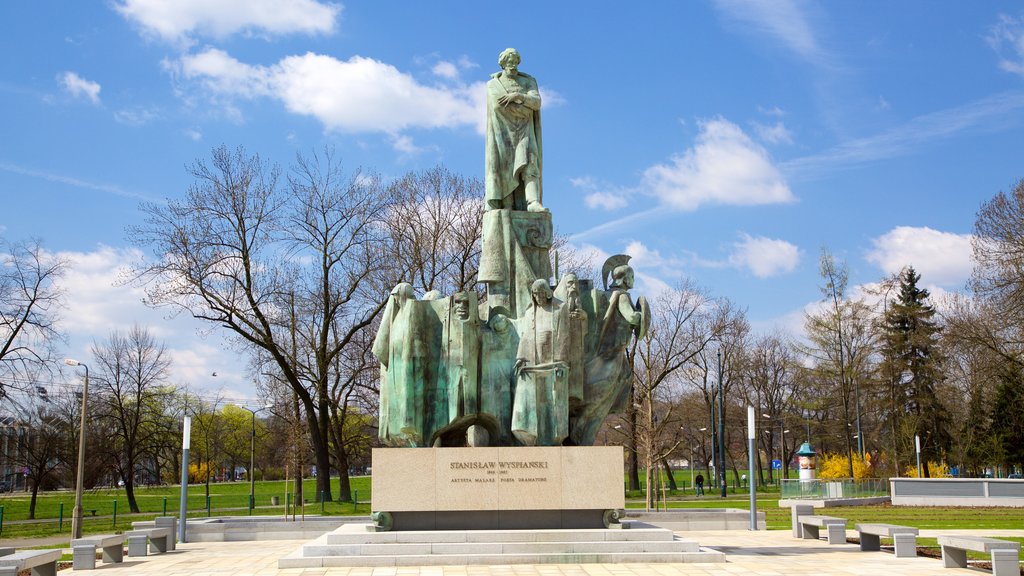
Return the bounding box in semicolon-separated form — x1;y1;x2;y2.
0;477;372;541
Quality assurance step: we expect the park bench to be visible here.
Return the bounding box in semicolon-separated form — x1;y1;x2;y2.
797;514;847;544
0;548;11;556
131;516;177;551
854;523;919;557
0;549;62;576
127;526;173;557
72;533;126;569
938;535;1021;576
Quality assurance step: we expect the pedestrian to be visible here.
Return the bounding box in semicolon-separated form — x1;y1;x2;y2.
695;473;705;496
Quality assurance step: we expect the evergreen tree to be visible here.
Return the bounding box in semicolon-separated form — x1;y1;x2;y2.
989;366;1024;471
881;267;951;477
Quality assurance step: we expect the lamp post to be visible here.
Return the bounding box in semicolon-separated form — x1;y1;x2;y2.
64;359;89;540
244;406;270;514
717;347;726;497
179;415;190;543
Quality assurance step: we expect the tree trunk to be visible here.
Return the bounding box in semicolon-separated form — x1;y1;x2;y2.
661;458;677;491
28;480;39;520
125;474;140;513
330;417;353;502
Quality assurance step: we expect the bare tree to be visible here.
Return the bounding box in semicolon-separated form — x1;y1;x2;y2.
801;248;877;476
0;238;66;396
632;281;737;509
382;166;485;295
91;325;173;512
738;332;800;484
130;146;392;502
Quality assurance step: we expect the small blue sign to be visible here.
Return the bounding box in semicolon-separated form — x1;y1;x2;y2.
771;459;782;470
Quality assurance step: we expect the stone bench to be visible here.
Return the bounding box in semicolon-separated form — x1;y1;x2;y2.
127;526;173;556
0;548;12;557
854;523;919;557
0;549;62;576
797;515;847;544
72;533;127;569
131;516;177;551
938;535;1021;576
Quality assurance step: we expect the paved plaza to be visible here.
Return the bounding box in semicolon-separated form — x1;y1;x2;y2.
60;529;1023;576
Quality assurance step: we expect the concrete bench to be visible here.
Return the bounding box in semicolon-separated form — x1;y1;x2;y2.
855;523;919;557
72;533;126;569
127;526;173;556
938;535;1020;576
0;548;12;557
0;549;62;576
132;516;178;551
797;514;847;544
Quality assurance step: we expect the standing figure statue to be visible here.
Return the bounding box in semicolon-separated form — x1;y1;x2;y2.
512;279;570;445
373;283;428;446
485;48;545;213
571;264;649;446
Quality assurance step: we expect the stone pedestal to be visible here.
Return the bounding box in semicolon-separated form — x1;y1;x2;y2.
371;446;624;530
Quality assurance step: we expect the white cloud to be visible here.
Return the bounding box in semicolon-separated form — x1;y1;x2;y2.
175;49;485;135
114;106;160;126
752;121;793;144
183;128;203;141
114;0;341;44
58;71;101;104
865;226;973;287
713;0;829;67
584;192;628;211
642;117;794;211
572;177;630;211
784;91;1024;179
728;233;801;278
56;246;250;394
432;61;459;80
987;13;1024;76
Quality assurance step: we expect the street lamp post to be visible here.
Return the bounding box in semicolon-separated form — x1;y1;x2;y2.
717;347;726;497
64;359;89;540
244;406;270;514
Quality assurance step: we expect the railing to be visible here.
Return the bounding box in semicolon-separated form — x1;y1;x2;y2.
780;478;889;500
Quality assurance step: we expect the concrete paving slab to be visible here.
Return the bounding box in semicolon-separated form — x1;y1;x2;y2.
60;529;1024;576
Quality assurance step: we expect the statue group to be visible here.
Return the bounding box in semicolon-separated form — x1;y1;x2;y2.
373;49;650;449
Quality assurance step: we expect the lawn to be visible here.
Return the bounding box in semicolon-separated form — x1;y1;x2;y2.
0;476;372;540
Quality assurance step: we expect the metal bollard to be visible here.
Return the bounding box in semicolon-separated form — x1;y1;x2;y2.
353;490;358;512
163;497;167;516
59;502;64;530
206;495;211;517
112;499;118;528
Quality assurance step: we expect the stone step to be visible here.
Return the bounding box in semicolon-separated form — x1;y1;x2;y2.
302;539;700;557
280;549;726;568
326;526;677;545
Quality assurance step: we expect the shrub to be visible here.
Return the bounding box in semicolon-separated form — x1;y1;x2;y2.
817;452;873;479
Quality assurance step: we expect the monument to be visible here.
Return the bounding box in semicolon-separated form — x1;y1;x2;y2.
371;48;650;531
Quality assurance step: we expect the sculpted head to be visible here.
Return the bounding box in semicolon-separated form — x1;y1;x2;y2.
610;265;635;290
498;48;521;74
453;293;470;320
562;273;579;298
391;282;415;306
489;313;510;334
530;278;552;304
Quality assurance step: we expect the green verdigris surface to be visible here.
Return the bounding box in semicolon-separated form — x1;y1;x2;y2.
373;48;650;448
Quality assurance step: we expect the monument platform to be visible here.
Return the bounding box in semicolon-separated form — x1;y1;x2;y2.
372;446;624;530
278;522;725;567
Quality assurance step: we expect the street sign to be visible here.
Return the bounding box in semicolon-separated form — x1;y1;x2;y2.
771;459;782;470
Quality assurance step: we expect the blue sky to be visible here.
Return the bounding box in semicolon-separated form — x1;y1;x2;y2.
3;1;1023;399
